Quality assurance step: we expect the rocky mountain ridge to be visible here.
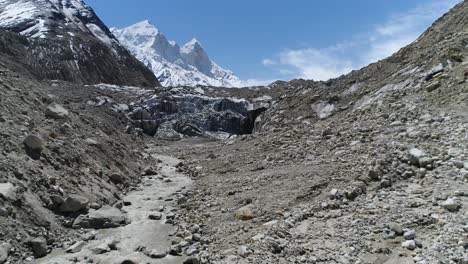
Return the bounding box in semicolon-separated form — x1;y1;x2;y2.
0;0;159;87
112;20;242;88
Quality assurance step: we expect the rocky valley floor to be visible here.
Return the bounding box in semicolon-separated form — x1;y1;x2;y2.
0;1;467;264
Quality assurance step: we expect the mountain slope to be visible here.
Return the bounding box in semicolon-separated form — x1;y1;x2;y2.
0;0;159;87
112;21;241;87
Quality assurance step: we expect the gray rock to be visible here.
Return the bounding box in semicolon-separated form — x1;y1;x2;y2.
65;241;86;253
425;81;441;92
185;245;198;256
0;183;16;201
183;257;201;264
383;229;396;239
45;103;69;119
448;147;462;157
148;250;167;259
441;198;461;212
109;173;124;184
148;213;162;220
401;240;417;250
59;195;89;212
409;148;425;166
0;207;8;217
0;242;11;264
73;206;129;229
388;223;404;236
30;237;48;257
23;135;43;151
235;206;255;220
404;230;416;240
238;245;251;258
418;157;433;168
91;244;110;254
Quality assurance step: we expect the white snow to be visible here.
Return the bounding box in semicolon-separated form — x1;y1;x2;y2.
112;21;243;88
0;0;118;47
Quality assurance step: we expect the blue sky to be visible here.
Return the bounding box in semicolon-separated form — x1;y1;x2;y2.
87;0;460;84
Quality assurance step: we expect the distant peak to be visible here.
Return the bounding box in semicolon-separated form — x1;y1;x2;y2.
185;38;201;47
182;38;204;53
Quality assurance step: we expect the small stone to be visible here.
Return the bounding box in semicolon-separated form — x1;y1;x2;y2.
388;223;404;236
418;157;433;168
441;198;461;212
0;207;8;217
148;213;162;220
185;245;198;256
404;230;416;240
235;206;255;221
169;244;182;256
148;250;167;259
329;189;339;199
183;257;200;264
30;237;48;257
192;233;201;241
45;103;69;119
238;245;251;258
91;244;110;254
425;81;441;92
383;229;396;239
409;148;425;166
65;241;86;253
401;240;417;250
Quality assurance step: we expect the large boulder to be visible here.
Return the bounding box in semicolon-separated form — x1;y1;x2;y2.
23;135;44;160
45;103;69;119
23;135;43;150
59;195;89;213
0;183;16;201
0;242;11;263
30;237;48;258
73;206;130;229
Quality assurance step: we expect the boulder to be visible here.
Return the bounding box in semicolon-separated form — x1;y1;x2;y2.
23;135;43;150
30;237;48;258
235;206;255;221
441;198;461;212
409;148;425;166
0;183;16;201
401;240;416;250
45;103;69;119
0;243;11;264
59;195;89;213
109;173;124;184
73;206;129;229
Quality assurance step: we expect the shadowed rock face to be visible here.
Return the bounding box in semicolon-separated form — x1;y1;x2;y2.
128;88;267;138
0;0;159;87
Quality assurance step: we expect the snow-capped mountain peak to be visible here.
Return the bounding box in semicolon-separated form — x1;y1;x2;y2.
112;21;242;87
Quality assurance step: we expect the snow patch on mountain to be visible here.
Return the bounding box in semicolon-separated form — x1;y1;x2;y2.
112;21;243;87
0;0;119;46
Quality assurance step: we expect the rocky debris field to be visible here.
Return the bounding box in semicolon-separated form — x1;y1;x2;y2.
0;1;467;264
